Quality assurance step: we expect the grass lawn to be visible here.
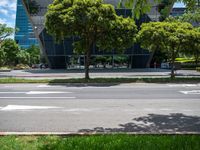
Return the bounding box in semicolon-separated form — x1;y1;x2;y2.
0;77;200;84
175;57;195;63
0;135;199;150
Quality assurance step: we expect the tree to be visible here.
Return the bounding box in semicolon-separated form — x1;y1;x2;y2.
45;0;137;79
17;50;31;65
179;8;200;26
0;48;6;67
137;21;193;78
118;0;161;19
0;24;14;45
1;39;20;66
26;45;40;64
183;27;200;66
119;0;199;19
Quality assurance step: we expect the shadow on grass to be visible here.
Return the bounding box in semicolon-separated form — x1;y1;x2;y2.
47;77;200;86
79;113;200;133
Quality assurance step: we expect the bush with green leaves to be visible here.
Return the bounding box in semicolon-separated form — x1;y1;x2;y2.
17;50;31;65
26;45;40;64
1;39;20;66
0;48;6;67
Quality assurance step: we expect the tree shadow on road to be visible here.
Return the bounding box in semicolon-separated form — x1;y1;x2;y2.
79;113;200;133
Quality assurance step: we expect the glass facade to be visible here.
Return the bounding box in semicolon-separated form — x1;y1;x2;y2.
15;0;38;48
22;0;162;69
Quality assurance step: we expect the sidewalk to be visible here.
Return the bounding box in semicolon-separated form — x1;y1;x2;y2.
0;68;200;79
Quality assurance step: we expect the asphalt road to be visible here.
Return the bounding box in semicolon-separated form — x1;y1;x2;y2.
0;83;200;133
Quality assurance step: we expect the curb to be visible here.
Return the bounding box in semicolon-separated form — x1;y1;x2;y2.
0;132;200;136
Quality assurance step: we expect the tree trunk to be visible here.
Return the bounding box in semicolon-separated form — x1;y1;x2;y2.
171;60;175;79
195;52;199;67
84;43;92;80
171;51;175;79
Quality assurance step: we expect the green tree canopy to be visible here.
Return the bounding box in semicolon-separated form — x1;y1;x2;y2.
0;48;6;67
137;21;193;78
45;0;137;79
0;24;14;45
119;0;199;19
17;50;31;65
1;39;20;66
179;8;200;26
182;27;200;65
27;45;41;64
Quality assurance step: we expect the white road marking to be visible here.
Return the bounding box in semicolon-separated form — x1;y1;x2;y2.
63;108;92;112
168;84;197;87
0;92;25;94
37;85;83;89
37;85;54;88
26;91;72;94
0;105;61;111
180;90;200;94
0;97;76;99
0;91;72;94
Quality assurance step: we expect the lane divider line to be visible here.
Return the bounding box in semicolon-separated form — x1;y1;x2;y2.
0;97;76;99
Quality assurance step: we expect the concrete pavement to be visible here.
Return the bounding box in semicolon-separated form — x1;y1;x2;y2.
0;83;200;134
0;69;200;79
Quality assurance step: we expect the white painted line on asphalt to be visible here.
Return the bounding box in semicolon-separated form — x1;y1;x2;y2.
26;91;72;94
37;85;55;88
0;91;72;94
37;85;84;89
168;84;197;87
0;105;62;111
0;92;25;94
180;90;200;94
0;97;76;99
63;108;93;112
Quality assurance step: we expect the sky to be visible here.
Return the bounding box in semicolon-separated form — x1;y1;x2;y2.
0;0;17;28
0;0;185;38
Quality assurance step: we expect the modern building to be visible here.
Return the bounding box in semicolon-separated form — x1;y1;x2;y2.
15;0;38;48
20;0;164;69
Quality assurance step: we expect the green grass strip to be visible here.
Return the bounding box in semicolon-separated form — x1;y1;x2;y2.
0;77;200;84
0;135;200;150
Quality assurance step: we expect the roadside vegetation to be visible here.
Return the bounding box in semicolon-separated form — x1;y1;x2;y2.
0;135;200;150
0;23;41;70
0;77;200;84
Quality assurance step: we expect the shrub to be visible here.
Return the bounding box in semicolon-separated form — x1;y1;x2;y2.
14;64;30;70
